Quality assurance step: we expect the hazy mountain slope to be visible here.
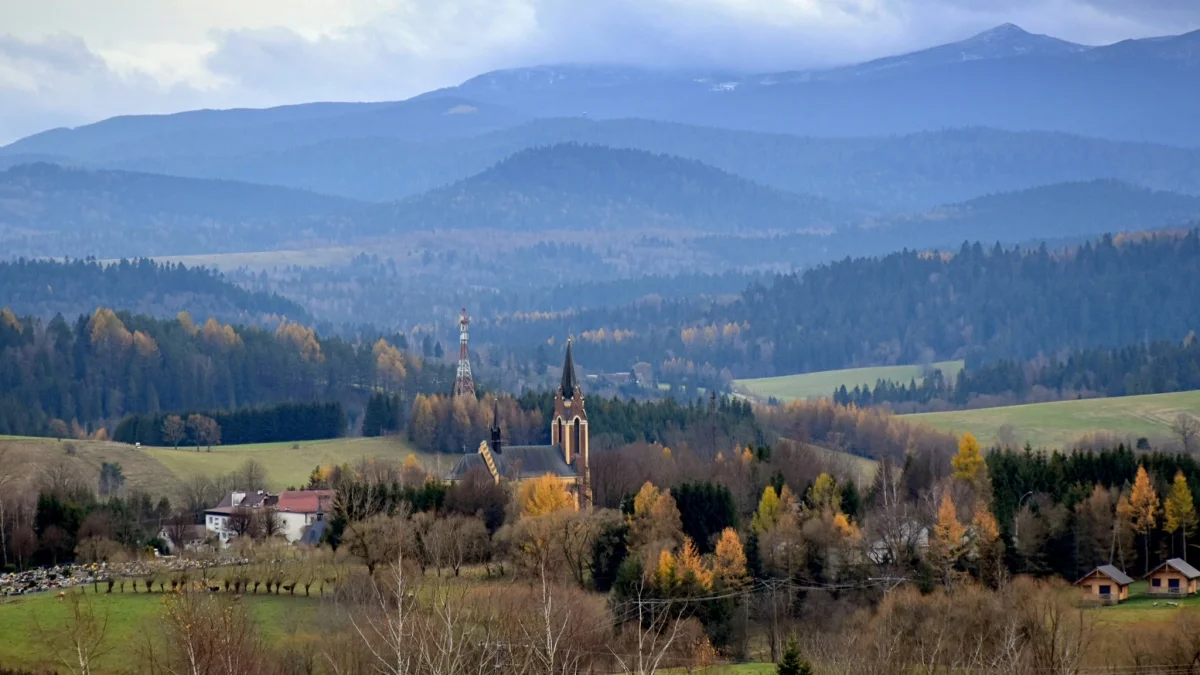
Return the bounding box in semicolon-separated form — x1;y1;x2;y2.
342;143;861;235
853;180;1200;254
0;257;309;325
0;163;362;258
99;121;1200;210
0;97;530;162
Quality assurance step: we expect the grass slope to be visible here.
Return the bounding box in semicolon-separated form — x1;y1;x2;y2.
0;590;321;671
907;390;1200;449
736;361;964;402
0;435;438;499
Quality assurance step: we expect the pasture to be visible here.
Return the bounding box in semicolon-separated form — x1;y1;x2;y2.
0;435;440;499
0;589;323;671
735;361;964;403
907;390;1200;450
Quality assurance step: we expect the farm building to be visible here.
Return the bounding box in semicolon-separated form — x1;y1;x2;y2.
1075;564;1133;604
1146;558;1200;596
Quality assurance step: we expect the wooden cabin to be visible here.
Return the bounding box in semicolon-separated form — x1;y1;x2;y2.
1075;565;1133;605
1146;558;1200;596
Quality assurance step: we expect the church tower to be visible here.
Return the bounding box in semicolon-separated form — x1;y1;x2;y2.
551;339;590;506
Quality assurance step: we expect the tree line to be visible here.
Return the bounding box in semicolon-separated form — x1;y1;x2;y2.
0;257;308;326
834;335;1200;411
0;306;453;438
112;401;346;447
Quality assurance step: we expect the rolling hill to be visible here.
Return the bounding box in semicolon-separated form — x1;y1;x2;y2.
343;143;862;235
0;163;363;258
88;121;1200;211
0;257;309;325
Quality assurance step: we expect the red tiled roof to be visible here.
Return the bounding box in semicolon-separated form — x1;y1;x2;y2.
275;490;334;514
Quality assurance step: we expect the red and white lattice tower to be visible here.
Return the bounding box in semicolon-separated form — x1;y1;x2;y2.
453;307;476;397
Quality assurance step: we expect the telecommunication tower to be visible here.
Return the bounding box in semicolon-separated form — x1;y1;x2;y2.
453;307;476;397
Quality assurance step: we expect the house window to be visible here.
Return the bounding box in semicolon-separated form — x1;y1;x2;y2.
1099;585;1111;596
1170;578;1181;589
1153;578;1162;587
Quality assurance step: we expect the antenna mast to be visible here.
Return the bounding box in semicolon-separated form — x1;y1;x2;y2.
454;307;476;397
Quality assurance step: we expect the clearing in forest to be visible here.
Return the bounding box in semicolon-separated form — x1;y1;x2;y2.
735;360;964;403
907;390;1200;450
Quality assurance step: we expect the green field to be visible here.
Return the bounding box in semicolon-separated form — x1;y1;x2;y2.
908;390;1200;450
736;361;964;402
0;435;442;499
0;590;322;671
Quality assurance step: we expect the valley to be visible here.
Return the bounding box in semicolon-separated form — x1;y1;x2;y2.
6;13;1200;675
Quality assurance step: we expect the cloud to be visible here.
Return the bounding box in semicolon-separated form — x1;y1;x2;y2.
1;0;1198;143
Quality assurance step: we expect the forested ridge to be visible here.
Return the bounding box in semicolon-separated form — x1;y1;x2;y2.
0;306;452;438
487;231;1200;383
349;143;860;235
0;257;308;325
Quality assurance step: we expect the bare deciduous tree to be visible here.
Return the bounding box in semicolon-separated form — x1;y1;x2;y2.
160;415;186;449
36;590;110;675
1172;414;1200;453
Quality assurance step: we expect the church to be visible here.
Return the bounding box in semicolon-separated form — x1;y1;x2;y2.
444;340;591;507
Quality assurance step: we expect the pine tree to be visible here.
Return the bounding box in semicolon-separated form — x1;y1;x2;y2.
1164;470;1198;562
777;637;813;675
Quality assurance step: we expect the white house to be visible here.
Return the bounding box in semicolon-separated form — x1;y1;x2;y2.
202;489;333;546
203;490;270;545
274;490;334;543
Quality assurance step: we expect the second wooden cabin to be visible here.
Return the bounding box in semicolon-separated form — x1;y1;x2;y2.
1146;558;1200;596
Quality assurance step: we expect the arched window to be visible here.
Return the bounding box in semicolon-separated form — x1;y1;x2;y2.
572;418;581;465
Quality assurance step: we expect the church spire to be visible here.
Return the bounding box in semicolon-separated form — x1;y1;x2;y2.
489;396;502;454
560;338;578;399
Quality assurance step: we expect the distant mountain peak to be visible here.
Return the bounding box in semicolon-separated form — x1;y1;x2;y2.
971;23;1031;39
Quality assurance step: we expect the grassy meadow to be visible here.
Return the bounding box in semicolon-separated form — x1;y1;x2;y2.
735;361;964;403
907;390;1200;450
0;589;323;671
0;434;442;499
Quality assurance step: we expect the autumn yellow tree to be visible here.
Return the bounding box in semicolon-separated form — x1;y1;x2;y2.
807;473;841;513
518;474;576;518
929;491;966;587
629;482;683;553
712;528;748;587
675;537;712;591
970;503;1005;587
1129;465;1161;574
952;433;987;488
373;338;407;391
1164;470;1198;563
752;486;783;534
408;394;437;451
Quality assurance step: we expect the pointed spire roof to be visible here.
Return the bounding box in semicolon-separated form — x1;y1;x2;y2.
490;396;501;433
560;338;578;398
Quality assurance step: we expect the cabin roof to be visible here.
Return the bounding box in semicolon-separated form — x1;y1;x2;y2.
1076;564;1134;587
1147;557;1200;580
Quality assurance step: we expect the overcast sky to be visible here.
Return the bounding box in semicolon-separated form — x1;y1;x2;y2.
1;0;1197;143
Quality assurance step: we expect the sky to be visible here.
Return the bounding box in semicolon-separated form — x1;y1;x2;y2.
1;0;1197;144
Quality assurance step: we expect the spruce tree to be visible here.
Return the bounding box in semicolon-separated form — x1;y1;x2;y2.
777;638;813;675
